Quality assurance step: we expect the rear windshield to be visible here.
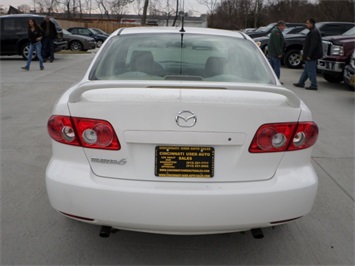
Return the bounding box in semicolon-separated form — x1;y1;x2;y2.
90;33;274;84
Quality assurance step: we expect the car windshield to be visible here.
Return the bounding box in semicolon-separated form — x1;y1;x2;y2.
283;27;302;35
266;27;302;37
63;29;72;35
299;28;310;35
260;23;276;33
281;28;294;35
90;33;274;84
343;26;355;36
91;28;107;35
255;27;264;32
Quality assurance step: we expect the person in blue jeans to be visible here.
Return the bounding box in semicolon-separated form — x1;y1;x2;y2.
293;18;323;90
268;21;286;81
21;19;44;71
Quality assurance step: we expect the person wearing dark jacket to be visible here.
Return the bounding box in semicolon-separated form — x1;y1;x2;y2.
268;21;286;80
21;19;44;71
293;18;323;90
41;16;57;62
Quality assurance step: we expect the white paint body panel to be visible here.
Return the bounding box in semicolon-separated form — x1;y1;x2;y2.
46;27;318;235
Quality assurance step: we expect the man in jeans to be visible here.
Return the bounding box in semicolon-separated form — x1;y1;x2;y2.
293;18;323;90
41;16;57;62
268;21;286;81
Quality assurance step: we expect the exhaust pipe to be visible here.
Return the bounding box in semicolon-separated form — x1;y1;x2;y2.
99;226;112;238
251;228;264;239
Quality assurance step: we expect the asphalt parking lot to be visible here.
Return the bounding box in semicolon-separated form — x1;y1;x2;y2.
1;52;354;265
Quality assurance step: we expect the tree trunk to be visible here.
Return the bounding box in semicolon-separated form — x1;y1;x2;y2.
141;0;149;25
172;0;179;26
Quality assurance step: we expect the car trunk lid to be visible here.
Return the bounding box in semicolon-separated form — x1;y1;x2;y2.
67;82;301;182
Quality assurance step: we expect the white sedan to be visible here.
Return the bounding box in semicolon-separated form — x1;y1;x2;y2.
46;27;319;238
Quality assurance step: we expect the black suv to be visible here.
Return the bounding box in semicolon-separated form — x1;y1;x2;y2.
0;14;67;60
282;22;354;68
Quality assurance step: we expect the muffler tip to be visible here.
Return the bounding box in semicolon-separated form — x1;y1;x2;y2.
251;228;264;239
99;226;112;238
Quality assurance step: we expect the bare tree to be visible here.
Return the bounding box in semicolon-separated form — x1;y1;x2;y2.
163;0;177;26
84;0;93;16
317;0;355;22
263;0;317;24
141;0;149;25
18;4;32;13
110;0;134;19
172;0;178;26
197;0;219;13
131;0;142;14
197;0;220;27
34;0;53;13
96;0;110;18
212;0;254;29
253;0;263;27
61;0;72;17
77;0;83;18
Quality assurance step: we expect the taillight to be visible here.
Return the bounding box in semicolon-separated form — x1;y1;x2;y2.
47;116;80;146
47;115;120;150
249;122;318;153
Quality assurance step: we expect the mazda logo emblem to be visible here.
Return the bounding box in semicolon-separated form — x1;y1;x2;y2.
176;111;197;128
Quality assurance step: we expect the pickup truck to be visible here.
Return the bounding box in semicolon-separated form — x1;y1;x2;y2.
282;22;354;69
318;27;355;89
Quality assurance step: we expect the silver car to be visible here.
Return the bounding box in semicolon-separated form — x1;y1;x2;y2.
63;29;96;51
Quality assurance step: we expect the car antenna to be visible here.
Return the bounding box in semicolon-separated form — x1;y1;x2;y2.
179;11;185;32
179;0;185;32
179;12;184;74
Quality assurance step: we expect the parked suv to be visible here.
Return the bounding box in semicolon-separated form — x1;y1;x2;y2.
318;27;355;89
282;22;354;68
0;14;67;60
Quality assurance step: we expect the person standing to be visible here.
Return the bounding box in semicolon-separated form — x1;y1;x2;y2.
21;19;44;71
293;18;323;90
268;21;286;80
41;16;57;63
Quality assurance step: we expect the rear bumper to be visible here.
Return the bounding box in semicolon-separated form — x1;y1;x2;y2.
84;42;97;50
46;154;318;235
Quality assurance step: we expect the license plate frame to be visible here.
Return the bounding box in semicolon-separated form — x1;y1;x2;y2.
155;146;215;178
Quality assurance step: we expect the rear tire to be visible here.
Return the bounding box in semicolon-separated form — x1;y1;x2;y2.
284;49;302;69
70;40;83;51
322;72;343;83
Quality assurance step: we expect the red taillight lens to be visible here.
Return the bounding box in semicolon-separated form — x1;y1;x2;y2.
288;122;318;151
47;115;120;150
249;122;318;153
48;116;80;146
